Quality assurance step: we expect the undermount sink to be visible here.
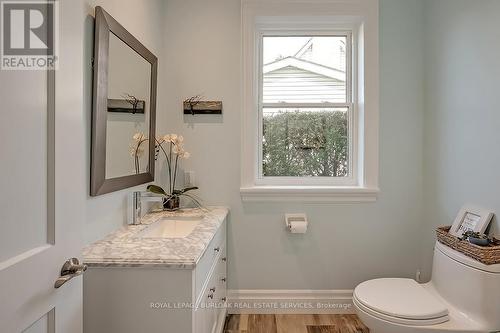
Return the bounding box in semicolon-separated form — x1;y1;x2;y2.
139;216;203;238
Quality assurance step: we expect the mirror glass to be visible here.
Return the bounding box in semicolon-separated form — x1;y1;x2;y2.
106;33;152;178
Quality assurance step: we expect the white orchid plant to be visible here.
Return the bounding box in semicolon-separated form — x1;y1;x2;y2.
130;132;201;210
130;132;148;174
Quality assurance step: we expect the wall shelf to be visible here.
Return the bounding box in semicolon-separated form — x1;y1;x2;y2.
183;100;222;115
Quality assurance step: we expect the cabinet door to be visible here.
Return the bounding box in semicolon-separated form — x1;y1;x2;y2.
195;264;219;333
194;306;207;333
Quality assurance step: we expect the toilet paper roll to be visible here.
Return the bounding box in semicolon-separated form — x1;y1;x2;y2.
289;221;307;233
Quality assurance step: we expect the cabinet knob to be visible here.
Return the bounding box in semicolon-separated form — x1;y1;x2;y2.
210;287;216;293
221;277;226;283
207;293;214;299
221;297;227;302
214;247;220;253
221;257;227;262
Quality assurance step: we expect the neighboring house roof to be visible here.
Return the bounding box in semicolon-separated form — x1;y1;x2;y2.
263;56;345;81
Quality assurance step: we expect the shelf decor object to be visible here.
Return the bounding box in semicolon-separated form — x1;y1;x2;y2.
436;226;500;265
183;95;222;115
449;204;494;238
108;98;145;114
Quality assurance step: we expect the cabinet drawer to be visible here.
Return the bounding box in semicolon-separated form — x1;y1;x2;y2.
216;247;227;303
214;248;227;333
194;219;226;299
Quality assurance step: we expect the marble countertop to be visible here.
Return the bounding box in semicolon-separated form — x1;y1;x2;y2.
82;207;228;269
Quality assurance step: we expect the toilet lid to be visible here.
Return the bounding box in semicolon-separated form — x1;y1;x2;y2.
354;278;448;320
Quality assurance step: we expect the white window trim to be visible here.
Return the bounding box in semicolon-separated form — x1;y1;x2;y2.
241;0;380;203
258;30;356;187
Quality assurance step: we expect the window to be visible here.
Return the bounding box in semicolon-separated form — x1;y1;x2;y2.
260;35;354;184
241;2;379;202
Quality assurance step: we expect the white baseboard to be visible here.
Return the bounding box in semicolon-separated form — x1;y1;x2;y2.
226;290;354;314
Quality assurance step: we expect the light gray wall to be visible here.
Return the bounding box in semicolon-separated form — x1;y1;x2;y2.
83;0;500;291
83;0;168;244
421;0;500;280
162;0;425;290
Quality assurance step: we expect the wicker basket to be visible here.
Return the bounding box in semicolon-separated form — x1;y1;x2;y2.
436;226;500;265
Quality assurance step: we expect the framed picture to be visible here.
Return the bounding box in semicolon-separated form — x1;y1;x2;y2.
449;205;494;238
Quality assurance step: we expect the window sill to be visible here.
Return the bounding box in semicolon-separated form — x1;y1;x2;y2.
239;186;379;203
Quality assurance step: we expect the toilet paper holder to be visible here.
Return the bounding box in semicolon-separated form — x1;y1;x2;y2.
285;213;308;233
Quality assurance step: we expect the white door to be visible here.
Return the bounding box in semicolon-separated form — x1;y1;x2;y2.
0;1;86;332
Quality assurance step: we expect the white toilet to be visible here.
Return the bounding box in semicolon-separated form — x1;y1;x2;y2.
353;241;500;333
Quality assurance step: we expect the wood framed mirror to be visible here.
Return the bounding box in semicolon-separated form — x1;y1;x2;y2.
91;6;157;196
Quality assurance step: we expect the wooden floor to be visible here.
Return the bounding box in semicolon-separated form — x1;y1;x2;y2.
224;314;369;333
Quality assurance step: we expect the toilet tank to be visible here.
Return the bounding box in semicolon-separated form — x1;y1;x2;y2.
431;241;500;329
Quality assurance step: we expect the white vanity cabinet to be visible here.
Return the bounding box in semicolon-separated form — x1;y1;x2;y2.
193;222;227;333
83;213;227;333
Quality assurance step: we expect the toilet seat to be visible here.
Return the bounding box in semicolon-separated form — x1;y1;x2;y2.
353;295;450;326
353;278;449;326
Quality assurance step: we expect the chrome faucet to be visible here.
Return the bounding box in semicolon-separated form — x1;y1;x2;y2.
131;191;164;225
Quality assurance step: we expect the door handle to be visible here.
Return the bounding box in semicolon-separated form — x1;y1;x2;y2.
54;258;87;289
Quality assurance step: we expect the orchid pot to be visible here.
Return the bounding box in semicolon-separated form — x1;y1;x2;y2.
163;195;180;211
